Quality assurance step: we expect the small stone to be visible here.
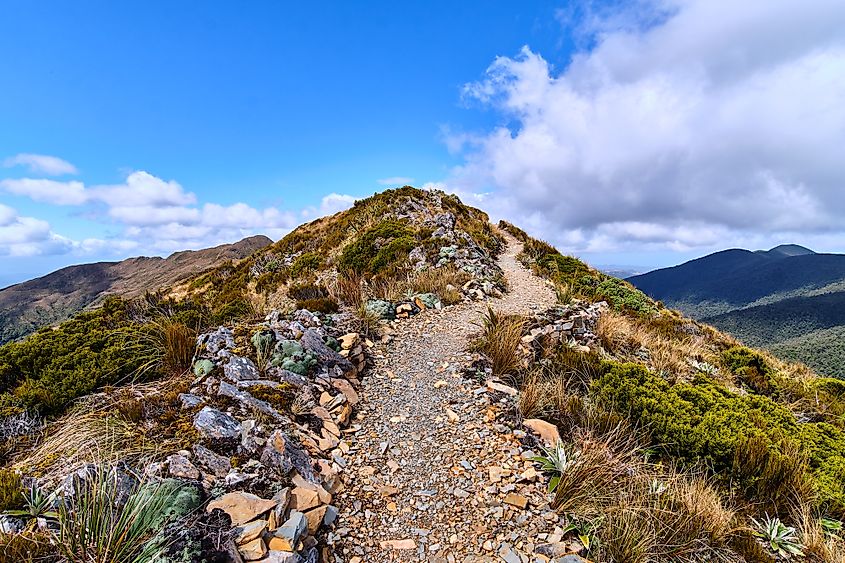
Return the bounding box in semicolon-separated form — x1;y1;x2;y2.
433;380;448;389
445;408;460;423
338;332;359;350
503;493;528;509
486;380;518;396
379;538;417;550
331;379;359;405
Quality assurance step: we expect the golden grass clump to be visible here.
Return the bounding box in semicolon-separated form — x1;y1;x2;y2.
14;410;168;480
473;307;526;378
408;266;471;305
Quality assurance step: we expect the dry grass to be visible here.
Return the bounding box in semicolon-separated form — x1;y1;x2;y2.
330;271;364;307
597;310;713;381
408;266;470;305
795;504;845;562
473;307;526;378
13;409;169;481
132;319;197;380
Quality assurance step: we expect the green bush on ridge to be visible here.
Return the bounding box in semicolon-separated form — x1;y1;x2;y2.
591;360;845;517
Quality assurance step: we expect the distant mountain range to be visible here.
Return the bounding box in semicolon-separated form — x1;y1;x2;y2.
0;235;272;344
628;244;845;377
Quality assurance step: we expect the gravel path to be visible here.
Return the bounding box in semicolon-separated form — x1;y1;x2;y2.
334;235;560;562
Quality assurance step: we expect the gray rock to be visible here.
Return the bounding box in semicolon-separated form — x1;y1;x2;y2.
218;381;284;421
178;393;204;409
193;443;232;477
0;515;24;534
223;356;261;382
301;329;353;371
203;327;235;357
167;454;199;479
272;510;307;550
194;406;241;440
260;430;315;482
258;552;301;563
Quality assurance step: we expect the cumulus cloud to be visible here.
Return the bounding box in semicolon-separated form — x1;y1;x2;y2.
0;204;74;257
3;153;78;176
450;0;845;255
377;176;415;186
0;178;88;205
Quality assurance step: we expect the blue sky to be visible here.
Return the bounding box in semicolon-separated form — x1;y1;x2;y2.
2;1;845;287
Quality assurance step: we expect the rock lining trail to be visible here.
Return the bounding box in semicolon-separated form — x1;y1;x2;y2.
335;234;561;562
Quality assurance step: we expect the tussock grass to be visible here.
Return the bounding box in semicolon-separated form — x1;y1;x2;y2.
131;319;197;380
14;410;167;480
472;307;526;378
597;310;712;380
57;467;189;563
408;266;470;305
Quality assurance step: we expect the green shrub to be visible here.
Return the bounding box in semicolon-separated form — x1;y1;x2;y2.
799;422;845;516
295;297;339;314
289;252;323;278
591;361;845;516
595;278;658;317
722;346;777;395
338;220;416;275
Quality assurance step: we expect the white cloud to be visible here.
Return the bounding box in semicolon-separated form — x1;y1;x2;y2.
0;204;74;257
3;153;78;176
377;177;415;186
90;171;196;208
450;0;845;255
0;178;88;205
318;193;356;215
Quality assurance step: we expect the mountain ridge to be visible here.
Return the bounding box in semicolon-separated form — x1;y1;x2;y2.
0;235;272;344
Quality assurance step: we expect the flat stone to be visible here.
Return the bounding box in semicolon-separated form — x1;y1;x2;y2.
523;418;561;446
194;406;241;440
304;505;328;534
289;487;321;511
235;520;268;544
193;443;232;477
207;492;278;526
238;537;268;561
379;538;417;550
338;332;359;350
486;380;518;396
331;379;359;405
503;493;528;509
167;454;199;479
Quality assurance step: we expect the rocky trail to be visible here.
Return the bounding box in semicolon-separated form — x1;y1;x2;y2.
334;235;565;562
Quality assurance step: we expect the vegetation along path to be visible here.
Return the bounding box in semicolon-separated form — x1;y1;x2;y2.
335;234;560;562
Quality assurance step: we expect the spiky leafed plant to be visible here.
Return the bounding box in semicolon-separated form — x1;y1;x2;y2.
532;440;581;493
5;483;58;523
752;514;805;558
56;467;189;563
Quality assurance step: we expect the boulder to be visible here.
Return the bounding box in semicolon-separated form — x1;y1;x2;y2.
224;356;261;382
523;418;561;447
194;407;241;440
261;430;316;482
193;443;232;477
207;492;278;526
301;329;353;371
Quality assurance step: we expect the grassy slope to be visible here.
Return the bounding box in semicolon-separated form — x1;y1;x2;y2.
500;220;845;560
